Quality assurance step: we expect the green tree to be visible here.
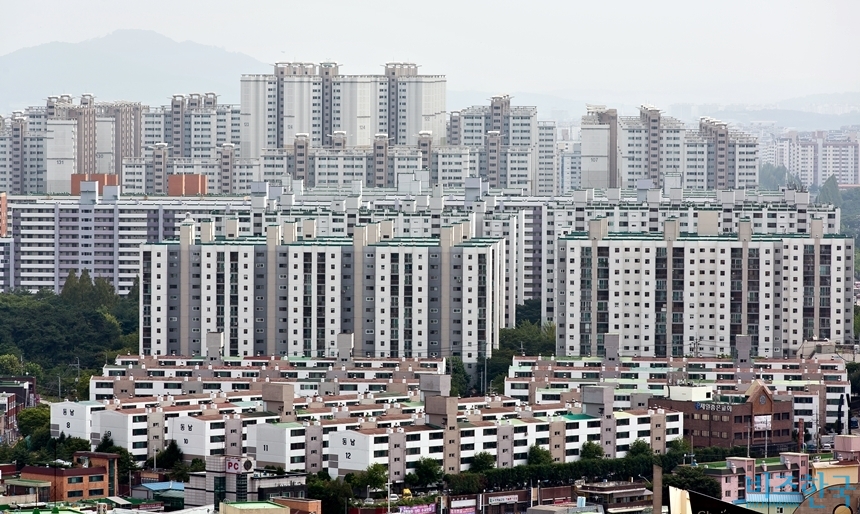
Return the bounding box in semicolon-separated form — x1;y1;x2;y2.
516;299;542;325
580;441;605;460
94;434;115;453
308;472;353;513
23;361;44;384
58;437;91;461
448;357;470;397
666;438;692;456
470;451;496;473
169;461;191;482
758;164;801;190
626;439;652;458
78;269;95;306
848;361;860;396
147;439;184;470
409;457;442;488
18;405;50;437
112;446;137;483
93;277;117;309
488;320;558;391
817;175;843;207
189;458;206;472
527;445;553;466
662;466;721;498
0;354;23;376
61;269;80;304
354;462;388;491
854;306;860;344
446;473;485;495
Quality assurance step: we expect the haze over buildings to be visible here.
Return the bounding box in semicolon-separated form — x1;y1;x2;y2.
2;1;859;109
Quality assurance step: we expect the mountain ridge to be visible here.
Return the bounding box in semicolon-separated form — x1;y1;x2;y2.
0;29;270;113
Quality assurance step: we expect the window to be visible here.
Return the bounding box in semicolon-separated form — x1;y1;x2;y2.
68;477;84;484
68;490;84;498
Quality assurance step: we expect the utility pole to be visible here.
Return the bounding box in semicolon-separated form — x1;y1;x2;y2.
58;375;62;400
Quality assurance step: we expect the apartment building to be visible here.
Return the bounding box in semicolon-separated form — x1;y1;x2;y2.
141;93;241;159
448;95;557;195
240;62;446;158
0;95;143;194
558;141;582;194
503;351;849;431
64;355;687;478
139;218;505;375
326;390;682;478
0;179;841;322
554;217;853;359
122;142;260;195
760;131;860;187
86;352;446;401
122;131;476;193
581;106;619;189
581;105;759;190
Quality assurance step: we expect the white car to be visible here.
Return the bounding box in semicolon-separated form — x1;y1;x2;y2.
822;443;833;451
389;494;400;502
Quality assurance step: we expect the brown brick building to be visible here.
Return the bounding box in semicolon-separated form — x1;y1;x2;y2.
20;451;119;502
648;381;794;451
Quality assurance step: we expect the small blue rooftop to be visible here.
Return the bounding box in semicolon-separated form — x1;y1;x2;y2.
137;481;185;492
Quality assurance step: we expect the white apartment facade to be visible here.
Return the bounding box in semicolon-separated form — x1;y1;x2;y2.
1;95;143;194
140;93;242;160
240;62;446;159
139;219;506;375
0;181;842;321
558;141;582;194
502;354;848;430
448;95;557;195
760;132;860;188
581;105;759;190
554;217;853;360
326;408;682;479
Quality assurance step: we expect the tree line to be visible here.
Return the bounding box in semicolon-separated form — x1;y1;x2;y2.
444;439;720;498
0;270;138;398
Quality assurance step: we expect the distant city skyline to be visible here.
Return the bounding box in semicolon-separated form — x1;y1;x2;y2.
2;0;859;106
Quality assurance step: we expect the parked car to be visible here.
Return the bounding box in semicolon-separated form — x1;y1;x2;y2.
389;494;400;502
363;498;375;505
823;443;833;451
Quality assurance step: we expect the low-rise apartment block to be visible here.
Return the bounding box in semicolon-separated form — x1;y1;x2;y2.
504;347;849;436
61;356;686;478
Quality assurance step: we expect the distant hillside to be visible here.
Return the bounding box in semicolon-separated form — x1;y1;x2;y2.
704;108;860;131
0;30;270;113
776;91;860;111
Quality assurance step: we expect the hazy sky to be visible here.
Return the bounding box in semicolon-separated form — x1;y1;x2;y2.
2;0;858;105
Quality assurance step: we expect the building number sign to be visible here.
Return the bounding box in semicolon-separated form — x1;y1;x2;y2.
342;438;355;459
